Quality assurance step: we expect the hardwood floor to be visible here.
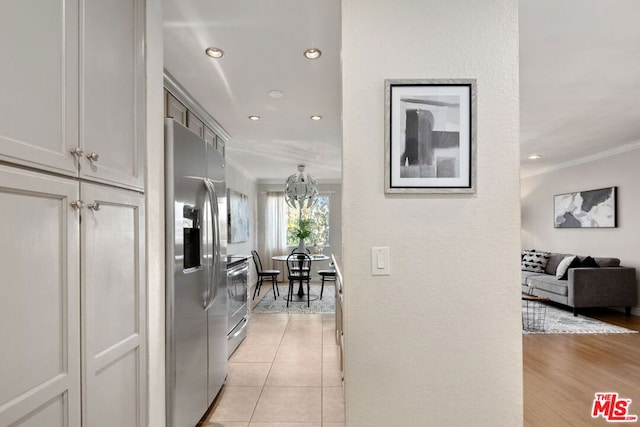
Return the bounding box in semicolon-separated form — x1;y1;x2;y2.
524;307;640;426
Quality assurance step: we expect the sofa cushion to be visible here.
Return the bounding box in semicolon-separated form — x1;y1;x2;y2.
593;257;620;267
545;253;568;275
527;275;569;297
580;256;599;268
556;255;580;279
522;270;546;286
521;250;550;273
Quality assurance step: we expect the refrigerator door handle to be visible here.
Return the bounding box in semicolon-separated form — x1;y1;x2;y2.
204;178;220;310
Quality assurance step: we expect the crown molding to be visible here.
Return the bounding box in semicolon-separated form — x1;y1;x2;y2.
521;141;640;179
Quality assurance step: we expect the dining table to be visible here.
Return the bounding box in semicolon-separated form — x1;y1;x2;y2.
271;253;330;301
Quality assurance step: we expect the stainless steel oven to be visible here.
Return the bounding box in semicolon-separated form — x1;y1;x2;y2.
227;256;248;357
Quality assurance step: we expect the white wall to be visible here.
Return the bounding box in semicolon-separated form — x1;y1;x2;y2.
226;161;259;259
341;1;522;425
226;161;259;294
521;148;640;314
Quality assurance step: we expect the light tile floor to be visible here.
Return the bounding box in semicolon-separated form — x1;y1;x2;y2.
203;313;345;427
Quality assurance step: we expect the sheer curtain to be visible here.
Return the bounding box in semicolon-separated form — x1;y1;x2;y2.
264;192;288;270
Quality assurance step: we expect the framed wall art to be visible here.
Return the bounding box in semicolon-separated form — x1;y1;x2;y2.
384;79;476;193
228;189;250;242
554;186;617;228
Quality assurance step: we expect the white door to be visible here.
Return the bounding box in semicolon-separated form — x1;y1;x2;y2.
79;0;145;190
0;0;79;176
0;166;81;427
80;183;146;427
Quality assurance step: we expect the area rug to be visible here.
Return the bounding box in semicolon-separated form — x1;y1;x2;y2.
523;302;637;334
252;285;335;314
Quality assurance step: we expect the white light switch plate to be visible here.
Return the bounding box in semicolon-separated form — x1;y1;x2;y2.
371;247;390;276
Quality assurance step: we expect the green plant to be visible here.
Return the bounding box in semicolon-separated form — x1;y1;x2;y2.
293;218;314;240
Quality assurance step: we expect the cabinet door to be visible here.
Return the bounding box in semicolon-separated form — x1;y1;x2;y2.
165;91;187;125
80;0;145;190
204;126;216;149
187;111;205;138
0;166;80;427
0;0;79;176
80;183;146;427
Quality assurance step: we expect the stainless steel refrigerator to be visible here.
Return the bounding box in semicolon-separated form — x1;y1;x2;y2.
165;119;228;427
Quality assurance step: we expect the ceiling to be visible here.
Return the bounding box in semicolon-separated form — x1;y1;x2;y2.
164;0;640;182
520;0;640;177
163;0;342;182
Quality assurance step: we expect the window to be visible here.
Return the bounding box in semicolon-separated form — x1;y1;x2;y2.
286;195;330;247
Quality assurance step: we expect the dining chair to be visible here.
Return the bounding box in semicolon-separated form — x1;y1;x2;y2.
289;247;311;274
286;253;312;307
251;250;280;300
317;262;336;299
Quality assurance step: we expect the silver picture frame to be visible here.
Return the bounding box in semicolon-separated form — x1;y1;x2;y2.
384;79;477;194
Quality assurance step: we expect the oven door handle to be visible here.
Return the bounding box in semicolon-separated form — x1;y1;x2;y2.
228;264;248;278
229;317;248;339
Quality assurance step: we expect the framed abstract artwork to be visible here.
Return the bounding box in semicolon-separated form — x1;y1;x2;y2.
228;189;249;242
554;187;617;228
384;78;477;194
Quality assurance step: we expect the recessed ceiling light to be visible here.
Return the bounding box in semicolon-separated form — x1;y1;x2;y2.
268;90;284;99
303;48;322;59
205;47;224;58
310;115;323;121
248;115;260;121
528;154;542;160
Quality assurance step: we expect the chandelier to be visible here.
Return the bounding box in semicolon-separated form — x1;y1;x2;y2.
285;165;319;210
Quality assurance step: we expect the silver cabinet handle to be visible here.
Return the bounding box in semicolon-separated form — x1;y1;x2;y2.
71;200;84;210
86;152;100;162
87;202;100;211
69;147;84;157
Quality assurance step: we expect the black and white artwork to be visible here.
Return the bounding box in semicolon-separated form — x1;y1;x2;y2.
385;79;476;193
228;189;250;242
554;187;617;228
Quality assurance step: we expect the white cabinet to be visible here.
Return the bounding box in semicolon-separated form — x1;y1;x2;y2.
0;169;147;427
0;1;147;426
79;0;145;190
204;126;216;149
0;0;145;191
0;166;81;427
0;0;79;177
187;111;205;138
81;183;146;427
165;91;187;125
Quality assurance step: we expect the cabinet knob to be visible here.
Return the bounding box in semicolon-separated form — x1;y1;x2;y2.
69;147;84;157
86;152;100;162
87;202;101;211
71;200;84;210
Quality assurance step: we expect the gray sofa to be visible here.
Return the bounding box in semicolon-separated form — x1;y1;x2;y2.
521;252;637;316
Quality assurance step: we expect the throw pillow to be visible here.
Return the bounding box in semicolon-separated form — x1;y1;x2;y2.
556;255;581;280
521;250;550;273
580;256;599;268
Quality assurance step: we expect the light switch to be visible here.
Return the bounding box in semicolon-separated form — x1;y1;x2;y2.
371;247;390;276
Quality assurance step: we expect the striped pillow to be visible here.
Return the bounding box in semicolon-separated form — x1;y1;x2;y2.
521;250;550;273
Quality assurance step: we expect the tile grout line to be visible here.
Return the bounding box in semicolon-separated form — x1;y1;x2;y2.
246;313;290;424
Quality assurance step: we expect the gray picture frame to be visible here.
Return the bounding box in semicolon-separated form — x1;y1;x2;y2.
384;79;477;194
554;186;617;228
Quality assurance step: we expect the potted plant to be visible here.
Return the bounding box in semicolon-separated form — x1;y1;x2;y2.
293;218;313;252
